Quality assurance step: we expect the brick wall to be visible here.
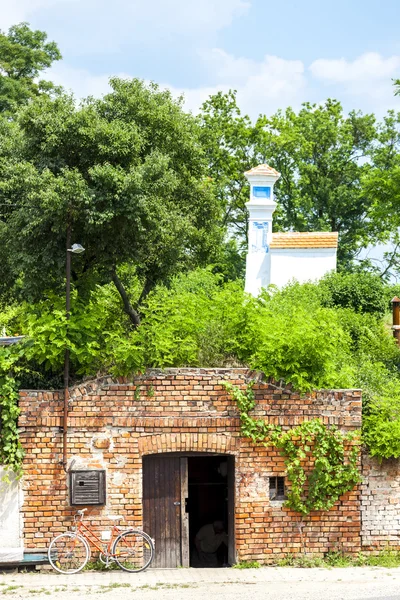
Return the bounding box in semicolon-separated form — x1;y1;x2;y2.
18;368;362;563
361;453;400;551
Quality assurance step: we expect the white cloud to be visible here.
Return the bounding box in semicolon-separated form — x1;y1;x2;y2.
309;52;400;109
0;0;250;51
33;48;400;120
0;0;79;30
46;64;118;99
134;0;250;34
170;50;306;117
310;52;400;84
45;47;306;119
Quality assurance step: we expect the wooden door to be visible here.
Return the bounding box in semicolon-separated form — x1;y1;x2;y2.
143;455;189;568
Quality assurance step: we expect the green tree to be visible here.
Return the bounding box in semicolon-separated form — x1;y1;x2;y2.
0;22;61;114
199;91;262;243
360;110;400;278
200;93;377;267
260;100;376;266
0;79;223;324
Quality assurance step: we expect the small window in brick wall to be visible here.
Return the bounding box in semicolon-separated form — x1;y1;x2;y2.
70;470;106;506
269;476;286;501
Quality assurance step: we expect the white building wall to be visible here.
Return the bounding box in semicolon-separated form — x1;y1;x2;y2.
269;248;337;289
0;467;23;562
245;250;271;297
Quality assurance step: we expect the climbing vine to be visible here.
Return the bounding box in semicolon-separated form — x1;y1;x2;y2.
0;348;24;477
224;381;361;516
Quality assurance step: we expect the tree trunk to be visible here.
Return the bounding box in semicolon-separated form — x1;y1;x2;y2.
111;268;141;327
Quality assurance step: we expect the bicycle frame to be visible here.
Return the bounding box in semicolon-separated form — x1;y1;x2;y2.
74;518;122;559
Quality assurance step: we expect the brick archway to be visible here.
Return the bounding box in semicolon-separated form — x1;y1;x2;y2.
138;432;240;457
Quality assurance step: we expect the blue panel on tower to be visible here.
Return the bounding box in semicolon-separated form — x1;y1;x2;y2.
253;186;271;198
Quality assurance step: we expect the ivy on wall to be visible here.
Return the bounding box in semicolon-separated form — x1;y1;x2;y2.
224;381;361;516
0;349;24;477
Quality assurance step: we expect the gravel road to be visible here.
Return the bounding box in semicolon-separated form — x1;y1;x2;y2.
1;567;400;600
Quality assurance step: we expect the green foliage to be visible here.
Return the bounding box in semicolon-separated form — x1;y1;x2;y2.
277;553;326;568
278;548;400;568
0;347;24;475
0;79;223;326
84;558;119;571
199;90;261;244
200;89;400;276
136;269;244;369
200;93;377;268
232;561;260;569
318;271;387;316
276;420;360;515
0;23;61;114
235;288;355;391
358;548;400;568
1;270;400;469
17;286;128;377
361;363;400;460
0;302;22;336
224;382;361;516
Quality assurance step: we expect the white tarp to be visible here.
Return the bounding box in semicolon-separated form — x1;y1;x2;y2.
0;467;23;562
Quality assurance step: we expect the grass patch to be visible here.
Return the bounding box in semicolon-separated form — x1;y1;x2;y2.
277;548;400;569
1;585;22;594
232;561;261;569
83;559;119;571
100;583;131;590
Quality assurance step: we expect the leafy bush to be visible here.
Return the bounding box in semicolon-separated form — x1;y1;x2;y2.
318;271;387;316
235;288;355;391
2;267;400;467
137;269;245;369
360;362;400;459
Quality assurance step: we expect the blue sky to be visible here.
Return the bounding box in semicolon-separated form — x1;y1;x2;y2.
1;0;400;118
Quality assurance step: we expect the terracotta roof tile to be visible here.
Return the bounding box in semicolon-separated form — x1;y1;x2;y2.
244;164;281;177
270;232;338;249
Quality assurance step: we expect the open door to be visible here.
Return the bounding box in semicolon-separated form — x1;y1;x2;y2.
143;453;234;568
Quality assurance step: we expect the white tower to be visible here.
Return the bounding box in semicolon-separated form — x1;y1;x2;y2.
244;164;281;296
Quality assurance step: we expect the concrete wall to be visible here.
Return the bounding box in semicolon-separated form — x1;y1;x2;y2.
270;248;337;289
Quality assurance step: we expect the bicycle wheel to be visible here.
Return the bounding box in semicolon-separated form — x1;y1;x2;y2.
112;530;154;573
48;532;90;574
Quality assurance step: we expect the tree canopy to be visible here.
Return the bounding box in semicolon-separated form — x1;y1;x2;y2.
0;23;61;114
200;92;379;268
0;78;223;323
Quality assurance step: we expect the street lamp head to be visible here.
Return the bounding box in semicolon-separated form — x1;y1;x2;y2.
68;243;85;254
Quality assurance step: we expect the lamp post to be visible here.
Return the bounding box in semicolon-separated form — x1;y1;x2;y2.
62;226;85;472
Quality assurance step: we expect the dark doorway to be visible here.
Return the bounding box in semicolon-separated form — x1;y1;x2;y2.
142;453;235;568
188;456;229;566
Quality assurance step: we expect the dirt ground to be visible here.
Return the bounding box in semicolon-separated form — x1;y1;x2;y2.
1;566;400;600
